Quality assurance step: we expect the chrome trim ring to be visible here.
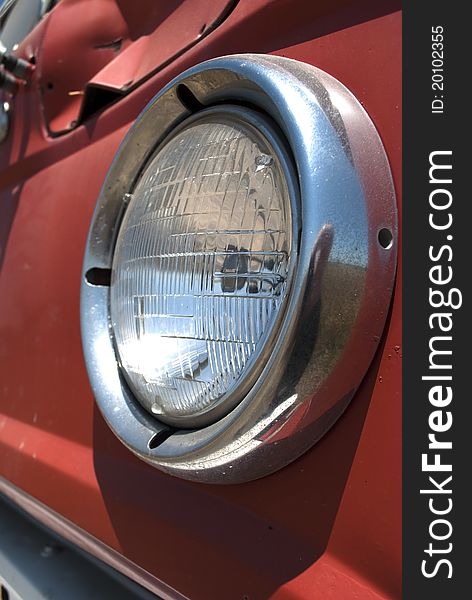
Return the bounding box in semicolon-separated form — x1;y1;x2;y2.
81;54;397;484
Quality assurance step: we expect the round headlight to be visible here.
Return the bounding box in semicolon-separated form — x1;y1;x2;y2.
110;109;296;427
81;55;397;484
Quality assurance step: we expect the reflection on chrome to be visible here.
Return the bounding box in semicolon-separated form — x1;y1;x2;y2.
159;394;300;471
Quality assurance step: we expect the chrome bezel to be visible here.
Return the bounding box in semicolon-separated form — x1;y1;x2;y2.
81;54;397;484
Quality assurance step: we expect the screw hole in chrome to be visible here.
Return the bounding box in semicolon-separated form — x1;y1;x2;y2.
378;227;393;249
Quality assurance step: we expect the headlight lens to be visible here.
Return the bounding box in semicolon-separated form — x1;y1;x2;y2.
110;111;294;426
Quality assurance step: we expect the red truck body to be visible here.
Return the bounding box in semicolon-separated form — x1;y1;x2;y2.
0;1;401;598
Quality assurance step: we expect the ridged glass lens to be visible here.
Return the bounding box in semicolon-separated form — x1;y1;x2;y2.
110;112;293;425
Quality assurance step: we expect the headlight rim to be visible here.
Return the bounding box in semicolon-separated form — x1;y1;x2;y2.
81;54;397;484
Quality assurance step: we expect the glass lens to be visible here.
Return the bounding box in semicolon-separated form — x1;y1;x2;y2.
110;113;293;424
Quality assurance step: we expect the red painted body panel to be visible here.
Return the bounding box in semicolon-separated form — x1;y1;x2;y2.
0;1;401;598
36;0;236;134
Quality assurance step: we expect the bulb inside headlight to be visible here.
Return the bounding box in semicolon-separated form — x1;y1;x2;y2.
110;108;295;427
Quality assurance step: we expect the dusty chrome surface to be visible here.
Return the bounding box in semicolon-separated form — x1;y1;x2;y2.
81;54;397;484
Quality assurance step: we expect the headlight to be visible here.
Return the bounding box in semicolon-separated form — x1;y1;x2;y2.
110;108;296;427
81;55;397;484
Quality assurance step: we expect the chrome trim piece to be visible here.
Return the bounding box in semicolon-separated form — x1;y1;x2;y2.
0;101;9;144
0;477;188;600
0;0;16;20
81;54;397;484
0;490;156;600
